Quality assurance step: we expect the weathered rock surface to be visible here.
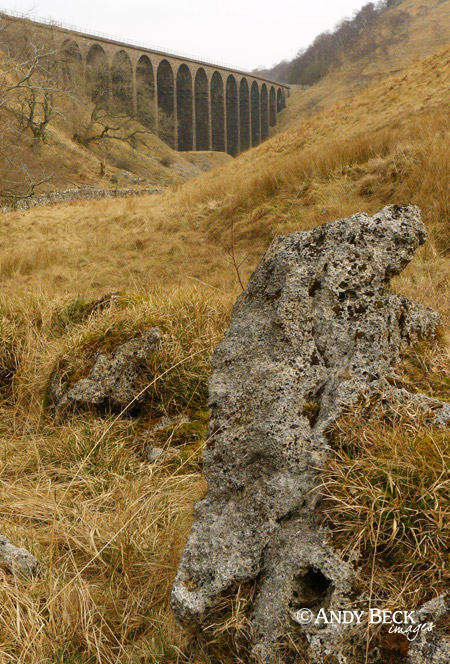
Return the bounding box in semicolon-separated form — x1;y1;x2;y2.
171;206;444;662
0;535;40;578
50;327;161;417
408;595;450;664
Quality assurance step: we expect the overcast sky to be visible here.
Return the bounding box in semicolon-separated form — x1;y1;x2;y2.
1;0;374;70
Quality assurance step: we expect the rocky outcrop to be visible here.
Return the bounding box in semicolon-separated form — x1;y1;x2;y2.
171;206;445;662
0;535;40;578
50;327;161;417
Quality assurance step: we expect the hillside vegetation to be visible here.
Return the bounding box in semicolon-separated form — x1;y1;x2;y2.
272;0;450;129
259;0;408;85
0;33;449;664
2;42;449;296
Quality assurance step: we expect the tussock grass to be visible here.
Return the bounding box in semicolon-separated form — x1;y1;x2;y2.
319;351;450;662
1;288;232;414
322;393;450;609
45;291;231;417
320;390;450;664
0;288;233;663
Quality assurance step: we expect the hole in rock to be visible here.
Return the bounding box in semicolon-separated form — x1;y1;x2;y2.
301;401;321;427
308;279;321;297
290;567;333;610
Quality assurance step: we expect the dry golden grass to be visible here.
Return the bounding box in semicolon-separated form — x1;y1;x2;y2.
322;388;450;608
0;38;449;664
0;408;203;664
0;288;234;664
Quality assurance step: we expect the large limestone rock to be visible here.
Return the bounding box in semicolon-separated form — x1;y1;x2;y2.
171;206;445;662
50;327;161;417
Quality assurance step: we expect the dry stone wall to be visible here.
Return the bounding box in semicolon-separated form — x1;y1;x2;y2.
0;187;162;213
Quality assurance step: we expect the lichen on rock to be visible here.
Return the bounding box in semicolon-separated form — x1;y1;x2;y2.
408;595;450;664
171;206;448;662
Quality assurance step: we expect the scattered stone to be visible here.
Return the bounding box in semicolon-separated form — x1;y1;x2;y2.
0;535;40;578
171;206;444;662
133;414;190;463
147;414;190;433
50;327;161;417
145;445;178;464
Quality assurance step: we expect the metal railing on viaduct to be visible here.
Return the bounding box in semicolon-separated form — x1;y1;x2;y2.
0;10;290;156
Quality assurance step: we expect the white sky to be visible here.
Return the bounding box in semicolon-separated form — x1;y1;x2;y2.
1;0;375;70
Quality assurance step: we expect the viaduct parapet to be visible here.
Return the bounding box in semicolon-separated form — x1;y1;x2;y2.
1;12;290;156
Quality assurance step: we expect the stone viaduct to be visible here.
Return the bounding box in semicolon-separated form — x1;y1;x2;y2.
2;12;290;156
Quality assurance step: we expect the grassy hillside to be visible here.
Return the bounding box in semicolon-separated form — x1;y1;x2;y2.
2;43;449;296
0;94;230;196
0;39;449;664
277;0;450;129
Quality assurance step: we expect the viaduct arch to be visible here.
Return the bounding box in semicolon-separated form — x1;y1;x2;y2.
4;13;290;156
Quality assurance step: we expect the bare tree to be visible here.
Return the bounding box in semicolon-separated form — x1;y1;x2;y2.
0;13;67;200
20;88;55;146
72;104;146;148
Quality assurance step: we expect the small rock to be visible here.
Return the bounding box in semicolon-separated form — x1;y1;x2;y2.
50;327;161;417
133;414;190;462
145;445;177;464
408;594;450;663
0;535;40;578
